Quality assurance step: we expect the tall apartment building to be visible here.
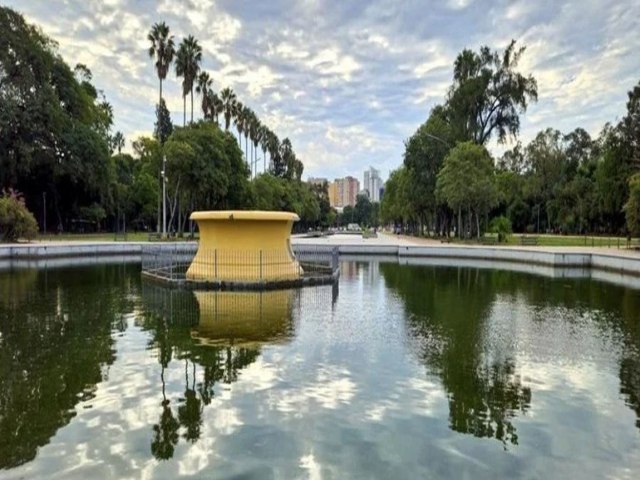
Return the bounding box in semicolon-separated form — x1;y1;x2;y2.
363;167;382;202
327;182;337;206
330;176;360;207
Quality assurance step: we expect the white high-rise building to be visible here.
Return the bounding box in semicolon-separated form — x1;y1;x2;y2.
363;167;382;202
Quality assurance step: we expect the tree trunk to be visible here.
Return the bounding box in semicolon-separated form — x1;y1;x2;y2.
476;211;480;239
157;171;161;233
190;88;194;124
457;206;462;239
159;78;162;107
183;95;186;127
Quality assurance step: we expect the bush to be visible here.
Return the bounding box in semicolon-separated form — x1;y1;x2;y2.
0;189;39;242
489;215;512;243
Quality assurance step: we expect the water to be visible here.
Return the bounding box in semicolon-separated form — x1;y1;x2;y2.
0;260;639;479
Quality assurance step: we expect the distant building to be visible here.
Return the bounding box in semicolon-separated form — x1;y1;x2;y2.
363;167;382;202
307;177;328;186
345;176;360;207
330;176;360;207
328;182;337;206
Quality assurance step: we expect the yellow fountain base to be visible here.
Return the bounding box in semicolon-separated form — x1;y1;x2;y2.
186;210;301;283
191;290;294;348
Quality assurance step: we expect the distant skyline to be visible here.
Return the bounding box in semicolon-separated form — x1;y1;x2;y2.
7;0;639;180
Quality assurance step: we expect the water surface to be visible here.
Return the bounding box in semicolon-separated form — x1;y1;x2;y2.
0;260;639;479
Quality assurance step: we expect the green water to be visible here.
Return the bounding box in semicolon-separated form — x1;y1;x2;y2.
0;260;639;479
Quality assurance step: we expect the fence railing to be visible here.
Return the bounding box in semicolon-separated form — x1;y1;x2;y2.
141;244;339;285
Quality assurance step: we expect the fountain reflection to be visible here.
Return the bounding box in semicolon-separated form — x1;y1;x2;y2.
139;285;298;460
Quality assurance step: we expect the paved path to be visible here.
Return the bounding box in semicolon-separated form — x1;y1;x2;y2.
293;233;640;258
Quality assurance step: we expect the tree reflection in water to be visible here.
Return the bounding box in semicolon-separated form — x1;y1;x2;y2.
380;263;532;447
140;285;296;460
0;264;137;469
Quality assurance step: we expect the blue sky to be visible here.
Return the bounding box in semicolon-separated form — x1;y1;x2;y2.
7;0;640;183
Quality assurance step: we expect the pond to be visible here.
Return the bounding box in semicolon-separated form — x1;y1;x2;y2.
0;259;639;479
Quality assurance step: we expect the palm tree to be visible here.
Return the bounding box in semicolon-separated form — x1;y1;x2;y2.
175;35;202;125
259;125;269;173
241;106;252;162
250;115;261;177
195;71;213;119
148;22;175;108
112;131;125;154
220;87;237;131
234;101;244;147
268;131;280;173
175;44;188;125
210;92;222;126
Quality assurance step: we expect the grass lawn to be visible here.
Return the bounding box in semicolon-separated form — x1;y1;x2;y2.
35;232;198;242
491;233;636;248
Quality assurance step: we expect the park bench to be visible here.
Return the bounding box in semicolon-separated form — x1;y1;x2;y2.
148;232;161;241
520;236;539;246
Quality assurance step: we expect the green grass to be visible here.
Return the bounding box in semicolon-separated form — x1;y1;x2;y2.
483;233;636;248
35;232;199;242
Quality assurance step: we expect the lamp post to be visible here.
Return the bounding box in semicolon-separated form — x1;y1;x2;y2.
42;191;47;234
162;155;167;238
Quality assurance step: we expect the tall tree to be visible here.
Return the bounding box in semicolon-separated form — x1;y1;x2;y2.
259;125;270;172
234;101;244;146
195;71;213;119
175;43;188;126
241;105;252;163
147;22;175;109
154;98;173;145
251;115;262;177
446;40;538;145
625;174;640;237
211;92;223;126
621;81;640;170
220;87;237;131
111;131;125;154
436;142;498;238
175;35;202;125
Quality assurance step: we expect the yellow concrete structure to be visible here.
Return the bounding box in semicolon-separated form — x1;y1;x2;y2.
191;290;294;347
186;210;301;282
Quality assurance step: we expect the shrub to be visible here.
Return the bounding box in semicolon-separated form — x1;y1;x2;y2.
0;189;39;242
489;215;512;243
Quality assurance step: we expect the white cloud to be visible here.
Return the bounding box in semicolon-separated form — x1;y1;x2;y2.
5;0;640;181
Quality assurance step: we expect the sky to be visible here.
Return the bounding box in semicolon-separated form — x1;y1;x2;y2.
7;0;640;184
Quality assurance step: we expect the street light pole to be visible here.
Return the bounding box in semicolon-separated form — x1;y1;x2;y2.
162;155;167;238
42;191;47;234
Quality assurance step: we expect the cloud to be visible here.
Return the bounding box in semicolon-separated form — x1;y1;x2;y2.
5;0;640;184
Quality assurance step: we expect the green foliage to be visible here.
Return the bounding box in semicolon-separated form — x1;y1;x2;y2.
446;40;538;145
77;203;107;225
0;7;113;232
625;174;640;237
154;99;174;145
489;216;512;242
162;122;251;233
403;105;454;224
621;81;640;169
436;142;498;238
0;190;38;242
250;174;326;228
